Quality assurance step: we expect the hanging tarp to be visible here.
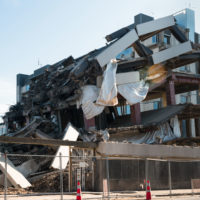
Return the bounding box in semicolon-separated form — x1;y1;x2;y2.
96;60;118;106
117;80;149;105
79;60;150;119
79;85;104;119
128;116;181;144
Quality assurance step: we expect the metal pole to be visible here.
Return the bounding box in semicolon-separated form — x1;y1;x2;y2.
106;157;110;200
4;153;7;200
191;179;194;196
92;150;95;191
59;153;63;200
145;159;148;193
68;147;72;192
168;161;172;197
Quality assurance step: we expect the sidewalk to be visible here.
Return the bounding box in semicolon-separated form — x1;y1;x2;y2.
1;189;200;200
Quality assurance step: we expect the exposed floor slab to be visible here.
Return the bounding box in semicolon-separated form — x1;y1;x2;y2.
96;142;200;160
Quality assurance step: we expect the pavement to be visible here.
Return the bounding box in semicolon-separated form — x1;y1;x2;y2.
1;189;200;200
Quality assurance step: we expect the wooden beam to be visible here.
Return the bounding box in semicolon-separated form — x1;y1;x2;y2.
0;136;97;149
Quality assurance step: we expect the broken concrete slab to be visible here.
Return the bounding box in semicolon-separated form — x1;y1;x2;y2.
17;159;39;178
97;71;140;88
94;29;139;67
105;24;135;42
0;154;31;188
136;15;175;40
170;25;188;43
51;123;79;169
0;159;38;187
34;129;52;140
8;117;42;137
116;71;140;85
152;41;192;64
0;175;12;187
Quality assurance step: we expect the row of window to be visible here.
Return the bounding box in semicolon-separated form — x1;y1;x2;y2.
115;94;190;116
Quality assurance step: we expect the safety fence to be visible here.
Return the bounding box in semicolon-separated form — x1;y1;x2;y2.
1;152;200;200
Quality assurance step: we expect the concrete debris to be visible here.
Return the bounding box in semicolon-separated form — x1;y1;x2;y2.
94;29;138;67
0;154;31;188
124;115;181;144
79;129;109;142
1;13;200;192
51;123;79;169
136;15;175;40
152;41;192;64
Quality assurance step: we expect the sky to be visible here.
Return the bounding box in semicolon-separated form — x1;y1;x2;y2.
0;0;200;121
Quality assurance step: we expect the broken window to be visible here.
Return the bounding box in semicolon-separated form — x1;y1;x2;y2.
152;35;158;44
164;34;170;45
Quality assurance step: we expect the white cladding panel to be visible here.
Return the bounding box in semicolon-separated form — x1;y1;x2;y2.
136;15;175;37
152;41;192;64
95;29;139;67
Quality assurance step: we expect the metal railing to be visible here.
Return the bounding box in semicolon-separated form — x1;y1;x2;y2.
1;153;200;200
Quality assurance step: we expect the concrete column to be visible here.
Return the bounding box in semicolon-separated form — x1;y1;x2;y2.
179;119;183;136
84;116;95;130
166;80;176;105
130;103;141;125
195;118;200;137
186;119;192;137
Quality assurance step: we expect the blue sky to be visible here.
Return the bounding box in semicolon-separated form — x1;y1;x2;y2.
0;0;200;119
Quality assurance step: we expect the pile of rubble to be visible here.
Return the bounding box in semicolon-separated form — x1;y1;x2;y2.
1;14;200;192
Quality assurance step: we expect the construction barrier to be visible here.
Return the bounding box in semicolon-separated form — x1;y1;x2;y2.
146;180;151;200
76;181;82;200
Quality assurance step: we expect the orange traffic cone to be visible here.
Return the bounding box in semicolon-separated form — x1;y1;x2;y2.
146;180;151;200
76;181;82;200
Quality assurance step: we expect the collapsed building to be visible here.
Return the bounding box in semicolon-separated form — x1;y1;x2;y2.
1;12;200;192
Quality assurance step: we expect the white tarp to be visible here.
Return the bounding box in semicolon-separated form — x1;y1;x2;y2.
51;123;79;169
79;85;104;119
96;60;148;107
79;60;149;119
128;116;181;144
96;59;118;106
118;81;149;105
